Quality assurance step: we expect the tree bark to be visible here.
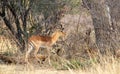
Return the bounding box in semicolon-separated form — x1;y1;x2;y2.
82;0;120;54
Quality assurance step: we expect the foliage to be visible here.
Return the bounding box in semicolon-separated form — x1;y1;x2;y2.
0;0;33;52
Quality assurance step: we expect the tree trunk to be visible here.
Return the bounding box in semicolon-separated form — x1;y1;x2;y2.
82;0;120;54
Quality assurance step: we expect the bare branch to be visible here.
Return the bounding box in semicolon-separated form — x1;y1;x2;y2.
6;1;24;36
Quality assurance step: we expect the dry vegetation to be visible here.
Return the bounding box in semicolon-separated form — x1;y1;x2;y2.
0;12;120;74
0;0;120;74
0;36;17;54
0;22;120;74
0;55;120;74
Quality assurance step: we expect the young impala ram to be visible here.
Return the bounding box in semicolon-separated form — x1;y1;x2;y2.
25;30;66;64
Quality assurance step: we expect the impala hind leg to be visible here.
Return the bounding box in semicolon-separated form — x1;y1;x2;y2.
47;48;51;65
34;47;41;63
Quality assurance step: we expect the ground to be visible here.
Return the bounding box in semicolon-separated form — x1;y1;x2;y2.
0;64;88;74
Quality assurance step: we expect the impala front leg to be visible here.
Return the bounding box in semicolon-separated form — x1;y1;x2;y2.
47;47;52;65
25;43;33;64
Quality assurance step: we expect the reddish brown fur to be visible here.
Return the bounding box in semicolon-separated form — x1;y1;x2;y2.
25;30;65;64
29;35;52;42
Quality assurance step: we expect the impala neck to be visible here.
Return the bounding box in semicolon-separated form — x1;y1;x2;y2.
51;32;61;44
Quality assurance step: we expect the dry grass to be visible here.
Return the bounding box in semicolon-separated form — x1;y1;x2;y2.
0;58;119;74
0;35;18;54
0;35;120;74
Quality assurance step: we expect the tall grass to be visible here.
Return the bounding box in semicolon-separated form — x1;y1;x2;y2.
0;35;120;74
0;56;119;74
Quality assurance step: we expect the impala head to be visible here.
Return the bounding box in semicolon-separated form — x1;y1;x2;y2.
52;24;65;37
60;31;66;37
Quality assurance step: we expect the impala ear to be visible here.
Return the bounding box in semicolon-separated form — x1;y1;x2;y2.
62;27;64;30
60;24;64;31
55;23;64;31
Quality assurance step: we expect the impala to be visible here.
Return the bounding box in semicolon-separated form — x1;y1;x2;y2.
25;29;66;65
